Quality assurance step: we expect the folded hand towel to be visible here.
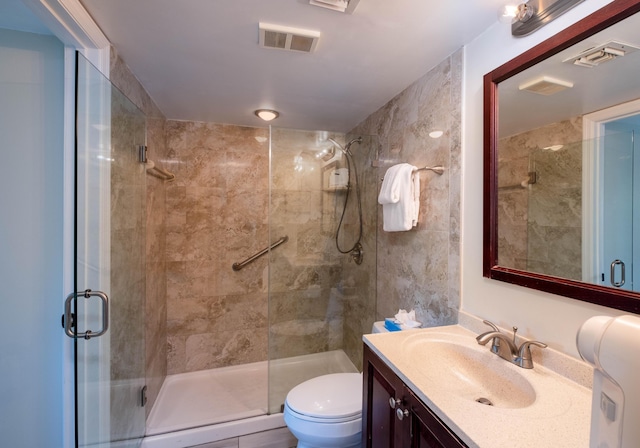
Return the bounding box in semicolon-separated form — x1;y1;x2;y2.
378;164;418;231
412;170;420;227
378;164;408;204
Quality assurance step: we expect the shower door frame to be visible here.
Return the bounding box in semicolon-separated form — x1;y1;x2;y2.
583;98;640;290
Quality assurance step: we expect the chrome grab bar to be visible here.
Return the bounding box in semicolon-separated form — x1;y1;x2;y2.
232;236;289;271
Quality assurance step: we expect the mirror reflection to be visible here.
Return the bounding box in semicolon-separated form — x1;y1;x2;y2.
496;9;640;293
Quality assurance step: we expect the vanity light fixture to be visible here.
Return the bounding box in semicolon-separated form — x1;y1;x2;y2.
499;2;535;24
500;0;585;37
255;109;280;121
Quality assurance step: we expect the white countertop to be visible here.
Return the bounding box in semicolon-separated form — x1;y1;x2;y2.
364;324;593;448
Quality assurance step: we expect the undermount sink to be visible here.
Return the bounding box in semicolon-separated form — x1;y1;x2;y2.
402;335;536;409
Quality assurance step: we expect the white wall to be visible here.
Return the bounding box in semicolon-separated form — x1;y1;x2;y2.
461;0;624;358
0;28;65;446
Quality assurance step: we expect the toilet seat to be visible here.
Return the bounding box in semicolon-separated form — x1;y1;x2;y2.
285;373;362;420
284;402;360;424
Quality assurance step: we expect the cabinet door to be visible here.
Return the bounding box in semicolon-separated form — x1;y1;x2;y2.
406;387;467;448
362;345;406;447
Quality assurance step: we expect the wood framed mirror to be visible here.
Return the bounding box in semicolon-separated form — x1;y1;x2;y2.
484;0;640;314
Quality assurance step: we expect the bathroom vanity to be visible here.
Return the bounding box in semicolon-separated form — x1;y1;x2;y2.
361;323;593;448
362;344;466;447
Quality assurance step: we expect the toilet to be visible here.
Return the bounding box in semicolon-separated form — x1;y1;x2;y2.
283;322;393;448
284;372;363;448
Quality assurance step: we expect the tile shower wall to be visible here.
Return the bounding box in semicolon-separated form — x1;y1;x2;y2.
163;125;357;373
350;50;463;328
110;49;168;417
164;121;270;374
498;117;582;280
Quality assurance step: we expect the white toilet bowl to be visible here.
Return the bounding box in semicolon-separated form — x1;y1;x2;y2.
283;372;362;448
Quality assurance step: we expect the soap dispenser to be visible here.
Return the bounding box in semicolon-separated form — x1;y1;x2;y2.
577;315;640;448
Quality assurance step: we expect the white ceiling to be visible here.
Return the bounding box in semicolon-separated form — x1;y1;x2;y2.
74;0;507;132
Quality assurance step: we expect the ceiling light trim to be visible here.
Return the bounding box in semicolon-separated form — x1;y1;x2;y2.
255;109;280;121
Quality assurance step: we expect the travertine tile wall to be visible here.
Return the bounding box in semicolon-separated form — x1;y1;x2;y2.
163;125;368;373
350;50;463;329
498;118;582;280
164;121;270;374
110;49;168;417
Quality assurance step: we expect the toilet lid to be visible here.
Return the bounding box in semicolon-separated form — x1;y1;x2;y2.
285;373;362;419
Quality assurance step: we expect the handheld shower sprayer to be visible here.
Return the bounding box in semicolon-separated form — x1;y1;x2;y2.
328;137;362;157
328;136;364;264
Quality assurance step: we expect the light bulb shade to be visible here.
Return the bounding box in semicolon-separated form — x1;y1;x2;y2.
255;109;279;121
515;3;536;22
498;4;519;23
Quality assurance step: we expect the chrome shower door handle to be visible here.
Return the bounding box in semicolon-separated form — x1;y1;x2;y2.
610;260;626;287
64;289;109;339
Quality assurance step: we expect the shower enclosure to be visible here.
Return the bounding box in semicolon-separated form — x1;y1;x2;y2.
72;51;378;447
144;128;378;445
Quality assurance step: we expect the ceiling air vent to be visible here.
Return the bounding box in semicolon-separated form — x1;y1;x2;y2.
259;23;320;53
519;76;573;96
564;41;640;68
309;0;361;14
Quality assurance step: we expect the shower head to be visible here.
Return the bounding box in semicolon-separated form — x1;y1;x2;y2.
328;137;362;157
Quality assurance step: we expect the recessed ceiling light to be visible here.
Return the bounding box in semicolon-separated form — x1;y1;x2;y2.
255;109;280;121
429;130;444;139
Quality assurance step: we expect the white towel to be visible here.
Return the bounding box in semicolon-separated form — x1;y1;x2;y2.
378;164;419;231
378;163;407;204
411;171;420;227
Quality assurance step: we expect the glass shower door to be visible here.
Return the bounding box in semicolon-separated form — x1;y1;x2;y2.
73;53;146;447
601;128;636;291
267;129;376;413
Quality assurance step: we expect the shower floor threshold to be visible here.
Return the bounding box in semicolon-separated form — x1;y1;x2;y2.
146;349;358;437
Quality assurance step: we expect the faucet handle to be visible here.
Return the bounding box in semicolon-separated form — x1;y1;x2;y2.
481;320;500;332
517;341;548;369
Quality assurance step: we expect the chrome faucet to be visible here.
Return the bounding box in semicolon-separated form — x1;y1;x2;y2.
476;320;547;369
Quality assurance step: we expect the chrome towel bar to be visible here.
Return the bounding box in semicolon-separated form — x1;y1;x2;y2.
232;236;289;271
380;165;445;181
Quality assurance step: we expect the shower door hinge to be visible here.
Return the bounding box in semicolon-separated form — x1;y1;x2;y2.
138;145;148;164
140;385;148;407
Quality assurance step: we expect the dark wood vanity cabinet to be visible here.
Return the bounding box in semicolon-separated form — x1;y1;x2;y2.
362;344;467;448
